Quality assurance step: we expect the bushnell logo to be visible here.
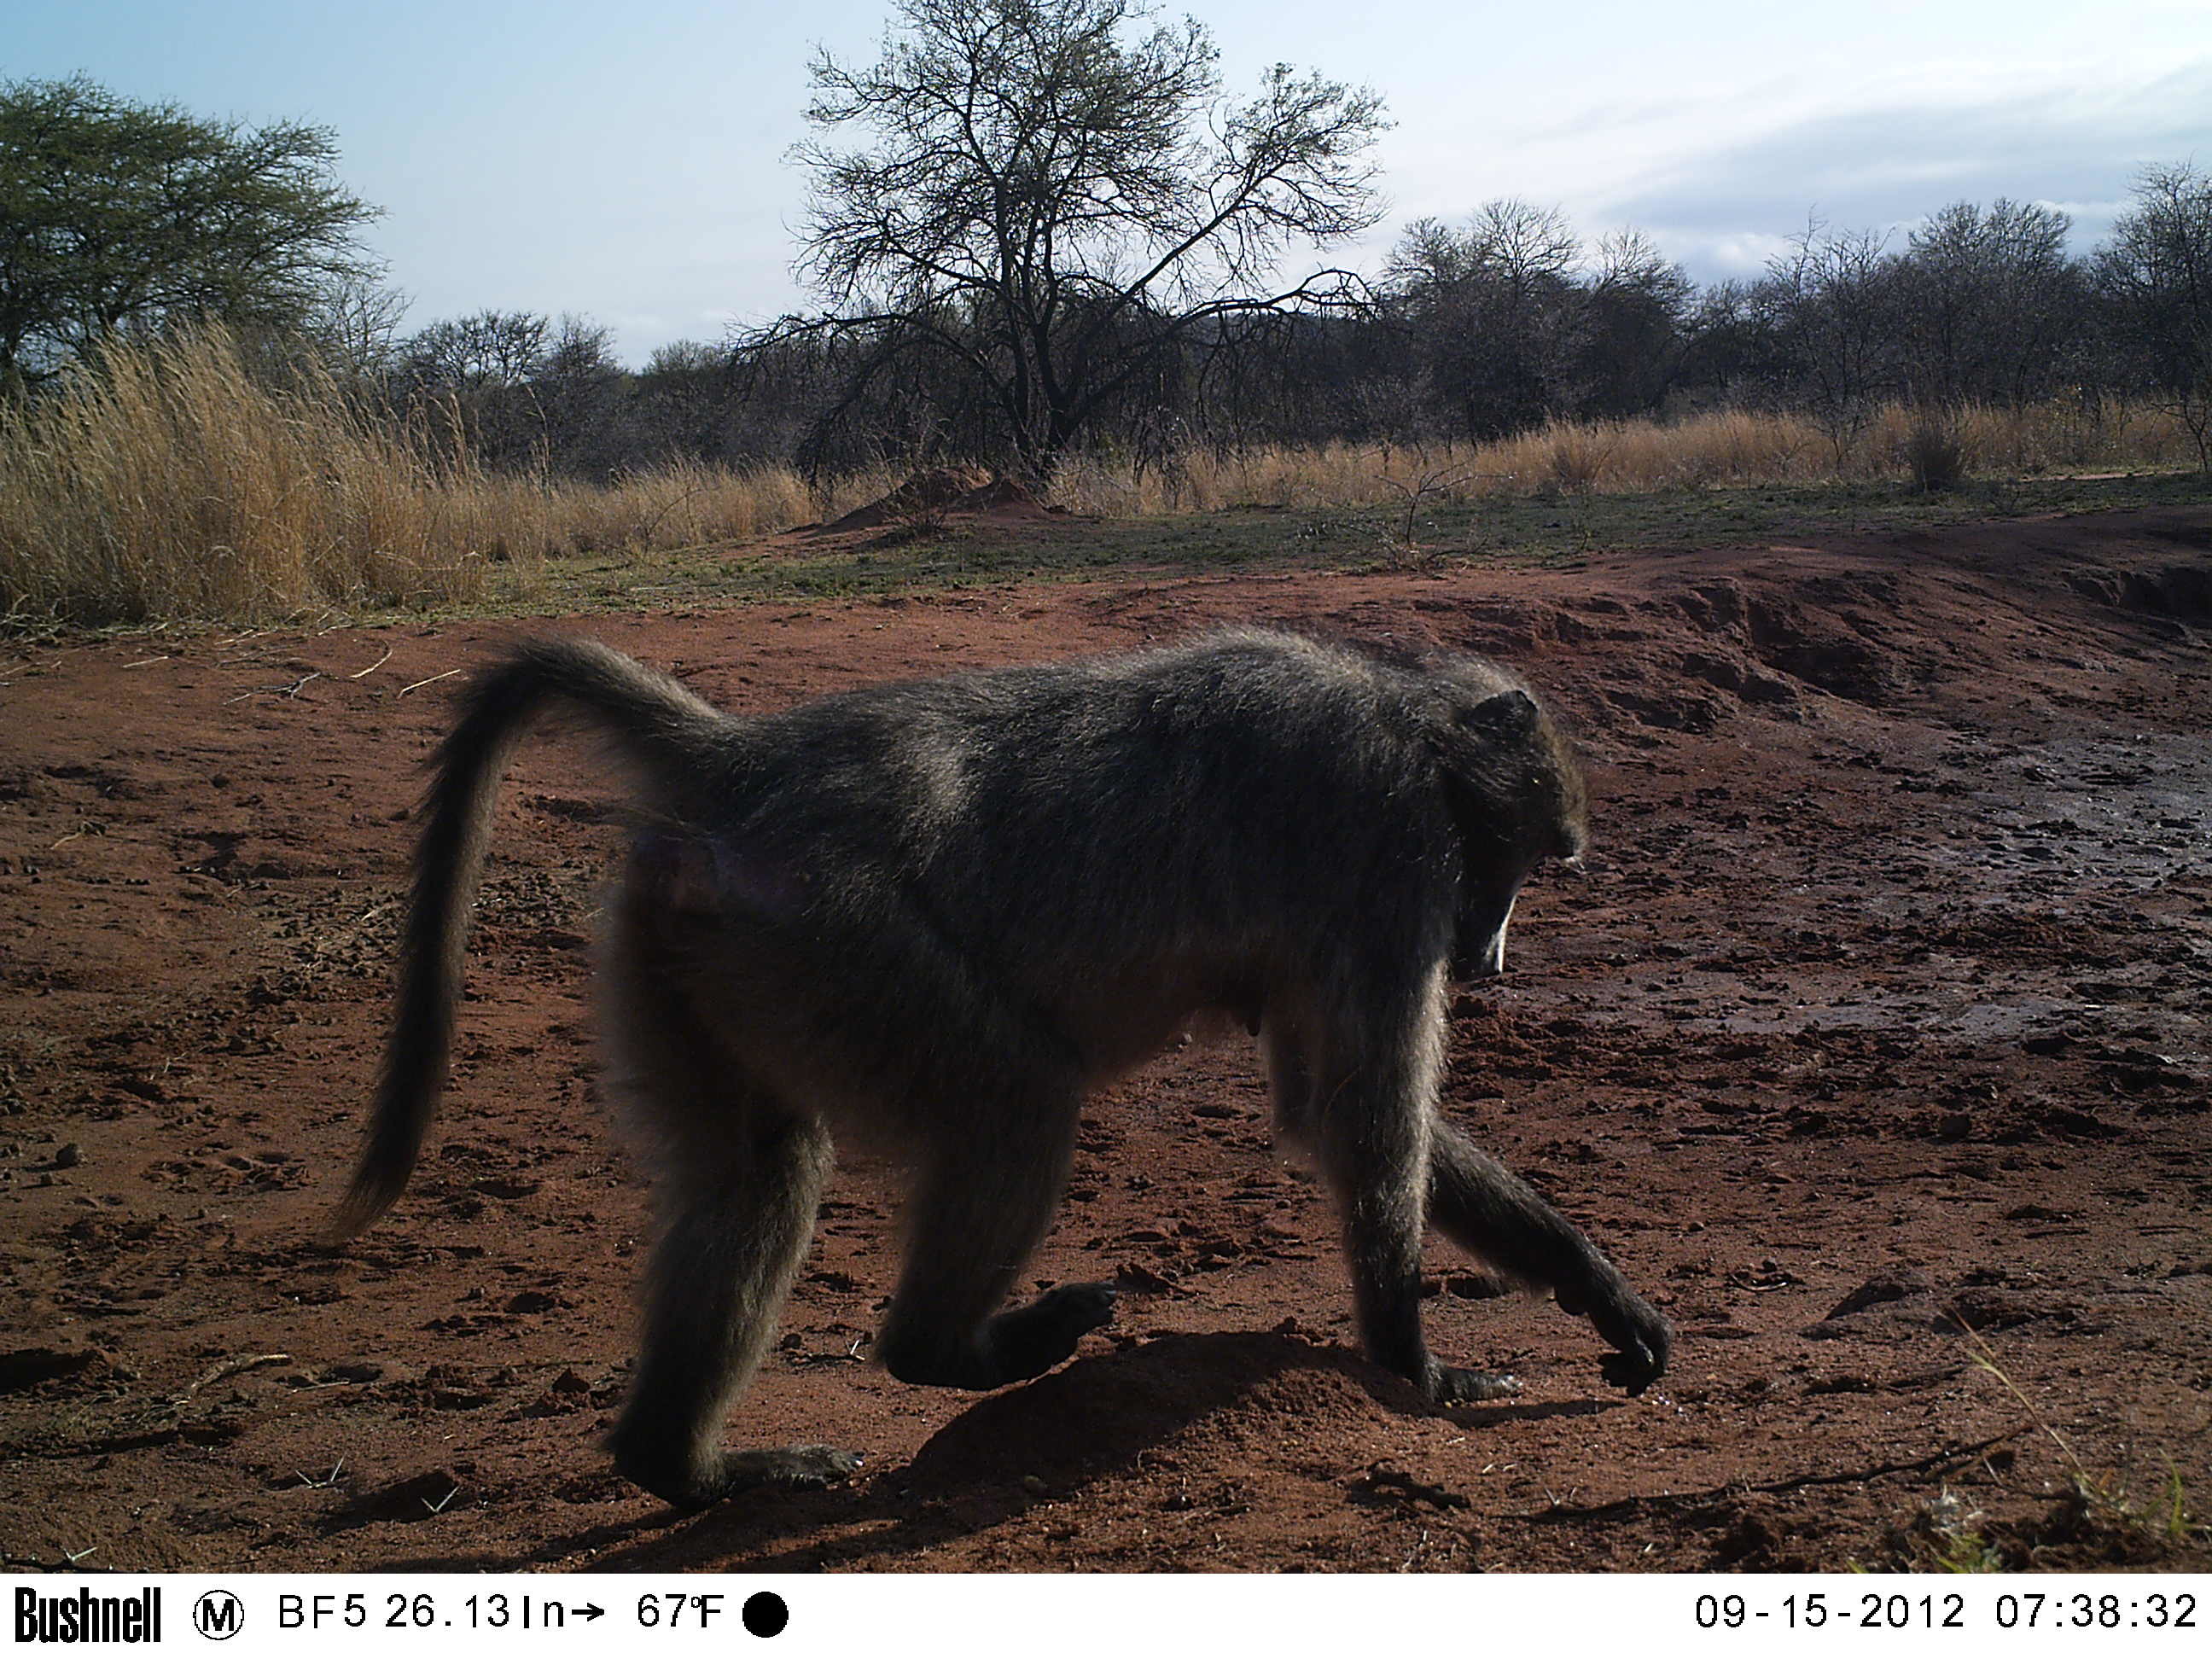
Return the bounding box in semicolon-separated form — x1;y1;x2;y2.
13;1586;162;1644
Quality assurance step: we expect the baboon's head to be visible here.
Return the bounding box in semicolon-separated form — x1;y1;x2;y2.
1428;681;1587;982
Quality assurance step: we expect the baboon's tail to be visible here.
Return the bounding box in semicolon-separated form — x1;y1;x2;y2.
325;638;728;1243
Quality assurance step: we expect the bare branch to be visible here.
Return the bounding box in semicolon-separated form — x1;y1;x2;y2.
774;0;1387;471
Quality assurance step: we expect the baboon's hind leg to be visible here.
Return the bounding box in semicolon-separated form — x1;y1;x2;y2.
876;1084;1115;1391
1427;1118;1671;1393
604;1104;855;1510
598;936;858;1510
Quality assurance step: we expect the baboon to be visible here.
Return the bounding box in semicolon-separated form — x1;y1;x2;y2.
329;628;1670;1510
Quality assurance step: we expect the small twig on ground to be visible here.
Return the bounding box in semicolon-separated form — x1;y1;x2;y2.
1522;1429;2023;1522
224;672;323;705
177;1352;290;1402
399;668;462;697
349;645;395;680
121;656;170;669
1359;1459;1471;1510
292;1458;346;1490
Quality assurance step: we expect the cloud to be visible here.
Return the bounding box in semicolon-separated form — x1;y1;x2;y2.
1588;57;2212;279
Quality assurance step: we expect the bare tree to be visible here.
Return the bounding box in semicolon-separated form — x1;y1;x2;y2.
303;271;411;382
1676;278;1769;403
400;309;550;392
1465;200;1583;300
1762;215;1896;465
1895;199;2084;407
532;314;627;475
760;0;1388;476
1578;228;1693;418
1382;201;1587;439
394;310;554;467
2098;163;2212;469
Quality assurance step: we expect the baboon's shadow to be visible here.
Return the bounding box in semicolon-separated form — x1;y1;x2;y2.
585;1329;1610;1571
375;1330;1611;1571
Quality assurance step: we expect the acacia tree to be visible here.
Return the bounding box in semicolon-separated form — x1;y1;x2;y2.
0;75;382;392
765;0;1388;475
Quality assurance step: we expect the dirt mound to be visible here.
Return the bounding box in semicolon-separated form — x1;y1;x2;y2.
903;1330;1418;1497
2067;561;2212;620
821;465;1058;533
1668;575;1907;705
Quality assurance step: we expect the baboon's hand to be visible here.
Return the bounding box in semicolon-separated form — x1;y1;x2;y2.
1599;1342;1665;1395
1558;1280;1672;1396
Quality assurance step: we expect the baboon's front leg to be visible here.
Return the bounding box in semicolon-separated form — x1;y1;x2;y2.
1313;1062;1522;1405
1427;1118;1670;1393
1279;987;1512;1403
875;1091;1116;1391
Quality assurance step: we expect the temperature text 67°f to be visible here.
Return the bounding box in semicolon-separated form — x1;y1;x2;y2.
637;1594;726;1628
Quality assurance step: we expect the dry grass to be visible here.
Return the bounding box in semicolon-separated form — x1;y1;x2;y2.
0;330;836;626
528;457;864;558
3;329;2196;628
1048;403;2197;516
1877;1324;2212;1572
3;330;513;625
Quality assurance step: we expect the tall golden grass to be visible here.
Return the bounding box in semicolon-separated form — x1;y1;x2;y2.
1050;402;2198;515
0;330;835;626
1;327;2197;626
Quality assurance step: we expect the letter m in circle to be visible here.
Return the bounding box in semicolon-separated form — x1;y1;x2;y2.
194;1591;244;1640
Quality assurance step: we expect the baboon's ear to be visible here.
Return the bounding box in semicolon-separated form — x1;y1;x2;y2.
1461;690;1539;741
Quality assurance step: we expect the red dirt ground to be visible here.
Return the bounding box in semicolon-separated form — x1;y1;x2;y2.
2;505;2208;1574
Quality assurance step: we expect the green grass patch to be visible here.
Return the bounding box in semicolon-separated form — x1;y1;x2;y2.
517;472;2212;620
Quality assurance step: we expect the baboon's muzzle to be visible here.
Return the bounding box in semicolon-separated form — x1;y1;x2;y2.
1452;886;1518;981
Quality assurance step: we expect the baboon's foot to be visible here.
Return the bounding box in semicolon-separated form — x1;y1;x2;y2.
883;1281;1117;1391
1430;1365;1522;1404
1557;1277;1672;1395
613;1440;863;1511
987;1279;1118;1382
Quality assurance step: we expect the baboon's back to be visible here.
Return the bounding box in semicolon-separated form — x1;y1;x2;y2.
707;632;1476;966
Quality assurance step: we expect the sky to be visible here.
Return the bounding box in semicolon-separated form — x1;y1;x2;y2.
5;0;2208;366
